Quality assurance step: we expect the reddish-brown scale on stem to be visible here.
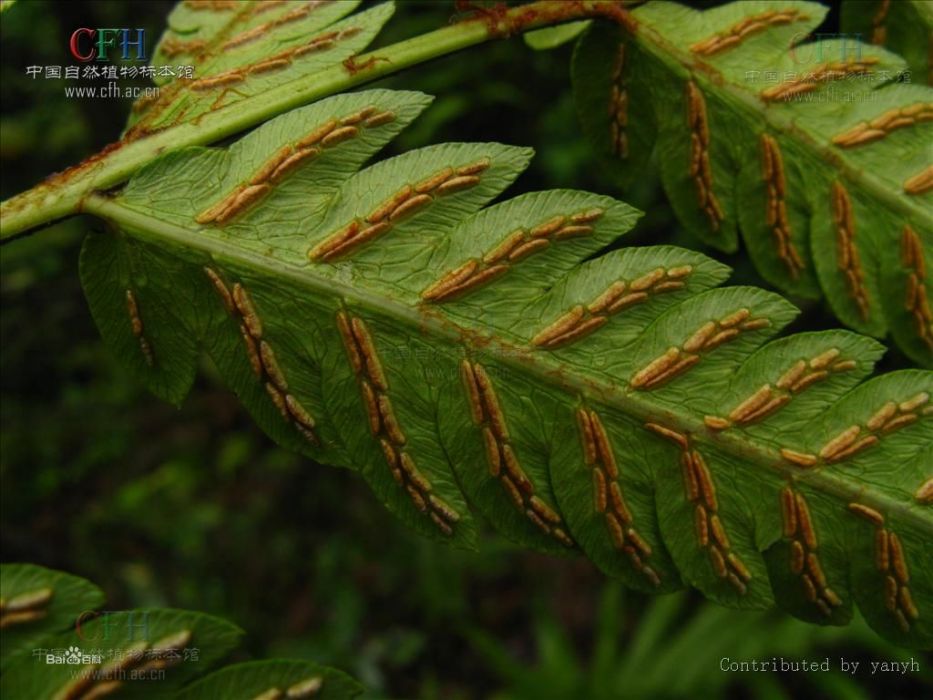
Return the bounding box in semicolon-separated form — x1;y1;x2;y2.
454;0;636;38
343;55;390;76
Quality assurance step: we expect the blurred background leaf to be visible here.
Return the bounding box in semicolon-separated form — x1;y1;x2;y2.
0;563;105;669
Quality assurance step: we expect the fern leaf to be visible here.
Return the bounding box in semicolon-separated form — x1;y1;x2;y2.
572;0;933;366
81;89;431;405
0;609;242;698
77;87;932;649
129;1;392;136
0;564;104;669
148;0;361;80
176;659;363;700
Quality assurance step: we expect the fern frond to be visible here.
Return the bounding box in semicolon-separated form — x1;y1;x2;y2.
77;87;932;649
572;0;933;366
127;0;391;136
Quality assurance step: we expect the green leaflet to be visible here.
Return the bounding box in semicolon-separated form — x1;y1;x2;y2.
524;21;592;50
0;564;105;669
128;0;389;134
176;660;363;700
80;233;208;405
77;86;933;649
841;0;933;84
150;0;361;81
571;21;656;192
572;0;933;367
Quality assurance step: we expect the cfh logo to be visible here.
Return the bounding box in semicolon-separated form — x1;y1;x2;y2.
69;28;147;62
788;32;864;64
75;610;151;641
46;646;102;665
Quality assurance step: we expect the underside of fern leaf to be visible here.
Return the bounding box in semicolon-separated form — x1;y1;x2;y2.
571;0;933;367
126;0;392;137
75;81;933;649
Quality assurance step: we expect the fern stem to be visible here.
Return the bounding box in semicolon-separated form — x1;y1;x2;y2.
0;0;632;243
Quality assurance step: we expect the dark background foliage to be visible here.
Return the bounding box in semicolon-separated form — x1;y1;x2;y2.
1;1;929;698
